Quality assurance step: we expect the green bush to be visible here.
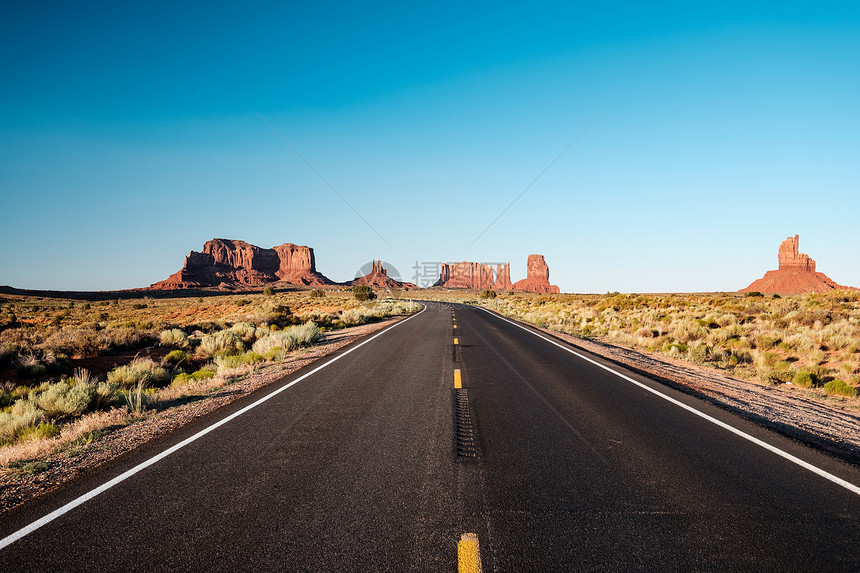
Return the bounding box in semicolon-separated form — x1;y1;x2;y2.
480;289;497;299
263;287;275;296
18;422;61;442
163;350;189;367
37;381;96;419
353;285;376;301
823;379;857;398
171;368;216;387
0;398;44;445
793;369;820;388
309;289;325;299
241;351;265;365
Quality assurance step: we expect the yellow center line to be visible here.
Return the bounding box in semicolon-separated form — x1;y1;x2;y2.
454;337;459;345
458;533;482;573
454;369;462;389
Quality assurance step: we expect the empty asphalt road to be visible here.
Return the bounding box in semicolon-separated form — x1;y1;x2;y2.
2;301;859;571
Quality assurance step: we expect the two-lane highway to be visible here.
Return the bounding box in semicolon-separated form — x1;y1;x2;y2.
2;301;859;571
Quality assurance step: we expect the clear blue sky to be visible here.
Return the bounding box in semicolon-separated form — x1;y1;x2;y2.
2;1;859;293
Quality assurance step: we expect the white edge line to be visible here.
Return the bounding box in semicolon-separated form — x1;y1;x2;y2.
0;305;427;551
476;306;860;496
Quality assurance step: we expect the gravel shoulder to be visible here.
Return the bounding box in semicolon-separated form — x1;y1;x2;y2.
0;317;406;515
523;319;860;465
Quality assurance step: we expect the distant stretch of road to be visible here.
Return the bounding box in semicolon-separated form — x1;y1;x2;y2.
2;301;859;571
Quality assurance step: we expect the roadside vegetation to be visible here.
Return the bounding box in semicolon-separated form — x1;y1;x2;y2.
0;289;418;469
423;288;860;402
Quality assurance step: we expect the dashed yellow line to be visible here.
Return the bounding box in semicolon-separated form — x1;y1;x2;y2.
458;533;482;573
454;338;459;345
454;369;462;389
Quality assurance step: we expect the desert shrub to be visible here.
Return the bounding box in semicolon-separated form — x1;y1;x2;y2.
241;351;264;365
0;399;43;445
687;343;709;363
767;368;795;385
107;358;170;389
213;354;245;372
252;322;321;355
823;380;857;398
159;328;190;349
792;369;820;389
42;327;101;357
339;309;369;327
198;330;244;358
18;422;61;442
671;318;706;344
353;285;376;301
309;289;325;299
236;299;251;307
124;380;149;415
163;350;189;367
132;303;148;310
228;322;260;344
263;287;275;296
170;368;216;387
480;289;497;299
94;382;120;410
97;327;156;350
15;353;48;379
37;381;96;419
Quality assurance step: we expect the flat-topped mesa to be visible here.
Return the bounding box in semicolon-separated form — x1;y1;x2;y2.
150;238;333;290
741;234;856;294
778;235;816;272
512;254;560;294
352;259;416;289
435;262;501;290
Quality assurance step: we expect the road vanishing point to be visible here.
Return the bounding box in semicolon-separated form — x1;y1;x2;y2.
2;302;859;571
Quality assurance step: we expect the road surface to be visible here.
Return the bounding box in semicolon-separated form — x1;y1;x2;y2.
2;301;859;571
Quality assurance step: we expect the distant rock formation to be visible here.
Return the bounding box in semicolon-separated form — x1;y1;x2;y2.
352;260;416;289
495;263;512;290
436;262;495;290
741;235;855;294
150;239;334;289
512;254;560;294
434;255;558;293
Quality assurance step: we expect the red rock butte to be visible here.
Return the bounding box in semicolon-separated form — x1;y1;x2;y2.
740;235;856;294
435;255;558;293
512;254;560;294
150;239;334;289
352;259;416;289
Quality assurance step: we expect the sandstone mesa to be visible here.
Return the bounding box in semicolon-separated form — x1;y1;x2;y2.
150;239;334;290
740;235;856;294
